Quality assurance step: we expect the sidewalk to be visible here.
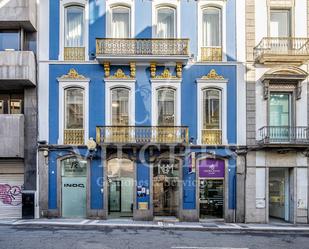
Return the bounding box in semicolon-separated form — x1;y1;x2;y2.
1;218;309;233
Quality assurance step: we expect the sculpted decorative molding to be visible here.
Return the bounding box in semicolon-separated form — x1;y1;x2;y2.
201;69;225;80
108;69;133;80
154;69;177;79
59;69;87;80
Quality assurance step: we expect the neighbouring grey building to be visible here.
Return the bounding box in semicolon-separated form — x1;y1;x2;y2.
243;0;309;224
0;0;37;218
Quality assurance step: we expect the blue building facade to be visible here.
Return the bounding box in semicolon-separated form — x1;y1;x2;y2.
38;0;244;222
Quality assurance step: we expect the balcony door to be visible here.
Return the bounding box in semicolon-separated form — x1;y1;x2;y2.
201;7;222;61
270;10;291;37
157;88;176;126
156;7;176;38
111;6;130;38
269;93;292;142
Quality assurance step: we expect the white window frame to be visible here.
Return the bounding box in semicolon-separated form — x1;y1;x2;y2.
59;0;89;61
152;0;180;38
151;78;181;126
202;88;222;129
196;77;228;145
105;79;136;126
106;0;135;38
58;79;90;145
197;0;227;62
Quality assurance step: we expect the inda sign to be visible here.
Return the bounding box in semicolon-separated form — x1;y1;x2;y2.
199;159;225;178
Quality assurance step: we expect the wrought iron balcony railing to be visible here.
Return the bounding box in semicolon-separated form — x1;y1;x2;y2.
96;38;189;57
254;37;309;64
64;129;84;145
96;126;189;144
258;126;309;144
201;47;222;62
201;129;222;145
64;47;85;61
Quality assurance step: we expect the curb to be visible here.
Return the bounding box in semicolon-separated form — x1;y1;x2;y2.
3;222;309;234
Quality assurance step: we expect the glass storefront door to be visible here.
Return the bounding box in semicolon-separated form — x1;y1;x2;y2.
108;180;121;212
198;158;225;219
153;159;179;216
61;157;87;218
107;158;134;218
269;168;290;221
199;179;224;219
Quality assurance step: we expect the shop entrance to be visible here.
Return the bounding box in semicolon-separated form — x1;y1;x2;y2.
153;158;180;217
61;157;87;218
199;179;224;219
198;158;225;219
107;158;134;218
269;168;291;222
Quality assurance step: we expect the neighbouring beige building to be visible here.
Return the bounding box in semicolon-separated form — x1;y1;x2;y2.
243;0;309;224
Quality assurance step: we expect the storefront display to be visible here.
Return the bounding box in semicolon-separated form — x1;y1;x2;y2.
198;158;225;219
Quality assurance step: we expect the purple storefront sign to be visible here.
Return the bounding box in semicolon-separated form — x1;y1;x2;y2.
199;159;225;178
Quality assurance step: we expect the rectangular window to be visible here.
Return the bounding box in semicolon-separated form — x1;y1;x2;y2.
111;7;130;38
10;100;22;114
270;10;291;37
202;8;221;47
269;92;292;142
157;89;175;126
0;30;20;51
65;6;84;47
65;88;84;129
269;93;291;127
0;94;23;114
156;7;176;38
111;88;129;125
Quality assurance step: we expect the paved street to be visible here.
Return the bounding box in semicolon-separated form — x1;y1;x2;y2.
0;225;308;249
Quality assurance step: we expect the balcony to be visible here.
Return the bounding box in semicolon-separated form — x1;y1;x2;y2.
64;47;85;61
64;129;84;145
254;37;309;65
96;38;190;64
258;126;309;145
0;51;36;89
0;0;36;31
96;126;189;145
200;47;222;62
201;129;222;145
0;114;24;158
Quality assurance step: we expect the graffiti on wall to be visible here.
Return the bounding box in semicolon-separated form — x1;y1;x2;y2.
0;184;22;206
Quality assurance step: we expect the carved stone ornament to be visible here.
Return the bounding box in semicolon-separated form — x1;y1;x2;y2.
59;69;86;80
103;62;110;78
176;62;182;78
201;69;225;80
150;63;156;78
108;69;132;79
263;80;270;100
155;68;177;79
130;62;136;78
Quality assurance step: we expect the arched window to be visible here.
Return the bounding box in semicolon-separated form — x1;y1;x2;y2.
111;87;130;125
157;88;176;126
111;6;131;38
202;88;221;130
202;7;221;47
64;5;85;47
156;7;176;38
64;87;84;130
